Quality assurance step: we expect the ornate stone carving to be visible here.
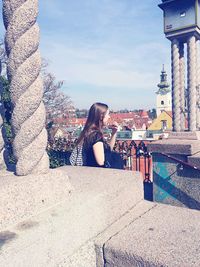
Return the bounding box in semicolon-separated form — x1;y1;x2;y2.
196;40;200;130
171;39;181;132
3;0;49;175
187;36;197;132
179;42;185;131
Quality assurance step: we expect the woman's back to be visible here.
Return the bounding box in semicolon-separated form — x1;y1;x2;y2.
83;130;110;167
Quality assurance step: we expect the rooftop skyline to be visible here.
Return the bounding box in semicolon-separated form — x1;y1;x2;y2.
0;0;171;110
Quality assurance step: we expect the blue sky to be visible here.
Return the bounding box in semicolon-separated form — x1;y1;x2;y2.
0;0;171;110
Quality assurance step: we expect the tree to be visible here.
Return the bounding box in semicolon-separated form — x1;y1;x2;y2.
1;41;75;168
42;61;75;129
0;41;75;140
0;40;15;167
0;41;12;131
0;40;7;70
0;40;12;124
148;108;157;119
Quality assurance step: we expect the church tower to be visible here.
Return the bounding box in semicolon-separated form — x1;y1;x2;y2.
156;65;172;117
159;0;200;131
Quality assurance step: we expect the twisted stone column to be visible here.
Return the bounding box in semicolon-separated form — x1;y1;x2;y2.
187;36;197;132
196;40;200;129
171;39;181;132
179;42;185;131
3;0;49;175
0;60;6;170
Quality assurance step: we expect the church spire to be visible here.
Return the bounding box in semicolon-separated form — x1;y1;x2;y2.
156;65;170;94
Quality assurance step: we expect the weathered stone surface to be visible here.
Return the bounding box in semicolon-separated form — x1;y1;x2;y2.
188;151;200;169
148;139;200;155
0;166;199;267
1;167;199;267
103;203;200;267
168;131;200;140
3;0;49;175
0;167;73;231
0;166;143;266
95;200;155;267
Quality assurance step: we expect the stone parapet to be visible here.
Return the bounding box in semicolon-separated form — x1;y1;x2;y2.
148;139;200;156
0;168;73;231
0;166;143;266
168;131;200;140
188;151;200;169
0;166;199;267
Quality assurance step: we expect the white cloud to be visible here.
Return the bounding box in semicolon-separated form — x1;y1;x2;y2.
64;63;156;89
40;38;170;91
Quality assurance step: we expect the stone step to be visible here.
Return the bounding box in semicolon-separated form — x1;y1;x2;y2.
100;203;200;267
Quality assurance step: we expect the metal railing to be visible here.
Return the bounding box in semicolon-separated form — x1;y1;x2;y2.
47;138;152;180
113;140;152;180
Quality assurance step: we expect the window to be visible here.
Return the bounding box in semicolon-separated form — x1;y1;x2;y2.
180;11;186;17
125;133;130;138
161;100;164;105
161;120;167;130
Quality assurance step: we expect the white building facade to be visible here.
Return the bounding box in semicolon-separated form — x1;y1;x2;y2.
156;66;172;117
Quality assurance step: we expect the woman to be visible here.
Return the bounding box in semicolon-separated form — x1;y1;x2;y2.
76;102;123;169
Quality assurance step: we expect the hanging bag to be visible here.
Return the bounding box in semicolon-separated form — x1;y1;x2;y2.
104;149;124;169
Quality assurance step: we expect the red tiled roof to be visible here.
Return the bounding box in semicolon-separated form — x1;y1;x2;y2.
164;111;172;117
52;111;151;130
110;112;136;120
139;110;148;118
53;117;87;126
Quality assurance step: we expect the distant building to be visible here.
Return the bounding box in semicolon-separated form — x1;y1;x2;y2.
156;65;172;117
147;110;172;139
117;131;132;140
109;112;152;130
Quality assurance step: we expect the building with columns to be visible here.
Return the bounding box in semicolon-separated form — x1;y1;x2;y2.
156;65;172;117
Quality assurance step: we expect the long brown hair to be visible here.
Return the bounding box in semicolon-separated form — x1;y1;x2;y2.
77;102;108;145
